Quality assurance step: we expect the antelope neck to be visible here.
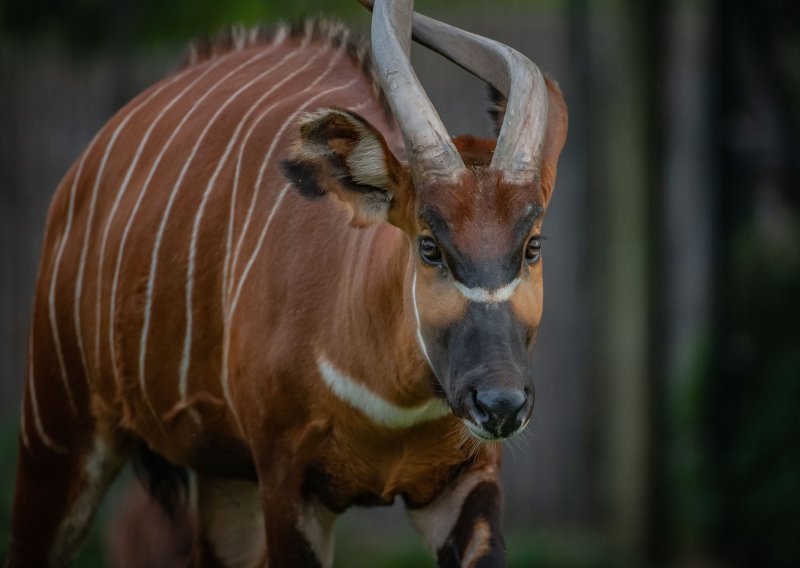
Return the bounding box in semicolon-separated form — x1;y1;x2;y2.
320;226;436;413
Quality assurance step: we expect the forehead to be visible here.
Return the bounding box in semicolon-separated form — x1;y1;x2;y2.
418;169;542;259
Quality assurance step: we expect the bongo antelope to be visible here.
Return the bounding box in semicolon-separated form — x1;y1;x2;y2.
7;0;567;565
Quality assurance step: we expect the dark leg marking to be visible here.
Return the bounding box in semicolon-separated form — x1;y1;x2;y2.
437;481;505;568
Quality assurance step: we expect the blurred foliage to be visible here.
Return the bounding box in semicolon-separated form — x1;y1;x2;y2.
675;151;800;566
671;1;800;565
708;216;800;565
0;0;560;51
0;0;362;50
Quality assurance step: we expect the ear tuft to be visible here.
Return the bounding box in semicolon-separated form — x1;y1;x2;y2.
346;131;392;189
283;108;405;226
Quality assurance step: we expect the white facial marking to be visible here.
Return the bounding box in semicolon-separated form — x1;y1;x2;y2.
453;277;521;304
408;468;498;555
411;270;434;367
316;354;450;429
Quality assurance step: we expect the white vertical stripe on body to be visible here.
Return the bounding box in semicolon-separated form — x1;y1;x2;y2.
95;50;268;423
71;76;181;394
110;49;284;406
138;47;292;414
220;75;358;430
28;341;68;455
48;229;78;415
94;59;227;376
181;44;326;402
48;136;100;415
220;49;330;312
228;46;348;295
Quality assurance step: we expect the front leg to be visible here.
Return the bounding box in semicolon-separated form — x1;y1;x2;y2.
254;439;337;568
259;486;336;568
408;466;505;568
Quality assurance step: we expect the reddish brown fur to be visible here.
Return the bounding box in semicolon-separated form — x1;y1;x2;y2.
9;15;567;568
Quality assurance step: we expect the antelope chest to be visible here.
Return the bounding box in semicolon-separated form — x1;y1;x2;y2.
300;420;483;512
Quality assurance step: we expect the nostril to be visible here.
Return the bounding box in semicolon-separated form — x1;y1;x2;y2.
517;388;533;422
471;388;489;421
506;389;527;416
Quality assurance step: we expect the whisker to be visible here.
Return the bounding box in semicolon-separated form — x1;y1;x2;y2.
505;437;519;463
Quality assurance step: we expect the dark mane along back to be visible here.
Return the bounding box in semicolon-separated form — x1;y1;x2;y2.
180;19;390;118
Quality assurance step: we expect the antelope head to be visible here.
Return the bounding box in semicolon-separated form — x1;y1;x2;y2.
282;0;567;441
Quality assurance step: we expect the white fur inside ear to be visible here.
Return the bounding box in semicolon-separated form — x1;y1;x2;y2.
346;132;391;190
353;190;392;225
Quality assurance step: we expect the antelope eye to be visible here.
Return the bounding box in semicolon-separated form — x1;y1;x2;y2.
419;237;444;266
525;236;541;264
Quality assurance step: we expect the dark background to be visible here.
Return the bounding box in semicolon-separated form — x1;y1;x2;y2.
1;0;798;566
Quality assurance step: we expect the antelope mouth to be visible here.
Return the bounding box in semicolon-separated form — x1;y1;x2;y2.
465;420;500;441
463;414;532;442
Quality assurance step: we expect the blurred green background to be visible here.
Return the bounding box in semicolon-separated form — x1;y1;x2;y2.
1;0;799;566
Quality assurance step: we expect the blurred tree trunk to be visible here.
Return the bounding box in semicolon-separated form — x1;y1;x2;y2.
635;0;669;561
706;0;800;565
596;0;667;561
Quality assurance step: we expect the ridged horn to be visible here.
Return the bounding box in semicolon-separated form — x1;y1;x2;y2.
371;0;467;187
362;0;549;186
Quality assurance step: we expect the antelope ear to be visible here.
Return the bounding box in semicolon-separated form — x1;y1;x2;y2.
281;108;408;227
487;77;568;206
540;77;568;206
